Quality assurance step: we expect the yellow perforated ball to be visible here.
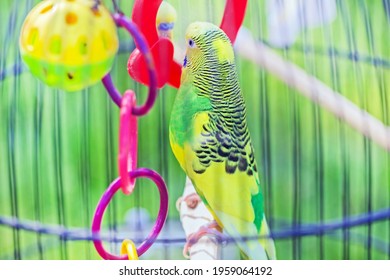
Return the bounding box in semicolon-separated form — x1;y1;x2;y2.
19;0;119;91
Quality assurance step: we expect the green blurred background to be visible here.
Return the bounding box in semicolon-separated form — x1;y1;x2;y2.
0;0;389;260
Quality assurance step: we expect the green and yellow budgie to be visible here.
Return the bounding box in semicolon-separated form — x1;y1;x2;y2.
169;21;276;260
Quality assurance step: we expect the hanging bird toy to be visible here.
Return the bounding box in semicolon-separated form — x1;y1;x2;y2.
19;0;119;91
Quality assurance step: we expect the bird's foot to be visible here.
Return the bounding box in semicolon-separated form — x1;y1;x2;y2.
183;221;225;259
176;193;202;210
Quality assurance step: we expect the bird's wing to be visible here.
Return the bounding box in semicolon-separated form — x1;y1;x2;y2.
183;112;269;259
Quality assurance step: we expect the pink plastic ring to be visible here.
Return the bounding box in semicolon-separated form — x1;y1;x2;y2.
91;168;168;260
118;90;138;195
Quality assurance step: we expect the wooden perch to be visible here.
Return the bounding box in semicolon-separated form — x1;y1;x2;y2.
177;177;221;260
234;28;390;151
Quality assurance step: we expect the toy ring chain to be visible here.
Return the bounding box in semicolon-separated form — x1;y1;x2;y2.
92;11;167;259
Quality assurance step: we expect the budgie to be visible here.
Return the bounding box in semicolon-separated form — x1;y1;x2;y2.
156;1;177;39
169;22;276;260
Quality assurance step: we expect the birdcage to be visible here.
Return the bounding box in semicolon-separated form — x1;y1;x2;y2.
0;0;389;260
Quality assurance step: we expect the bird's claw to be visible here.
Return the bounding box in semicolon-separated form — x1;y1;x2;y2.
182;221;224;259
176;193;202;210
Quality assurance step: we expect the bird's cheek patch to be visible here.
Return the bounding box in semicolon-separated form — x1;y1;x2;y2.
212;39;234;63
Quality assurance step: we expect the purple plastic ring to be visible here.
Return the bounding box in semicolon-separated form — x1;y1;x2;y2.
91;168;168;260
102;13;157;116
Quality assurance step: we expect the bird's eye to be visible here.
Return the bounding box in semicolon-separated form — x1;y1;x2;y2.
188;39;196;48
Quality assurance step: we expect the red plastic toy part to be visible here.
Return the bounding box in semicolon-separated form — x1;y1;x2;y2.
128;0;180;89
220;0;248;44
128;0;247;89
128;38;178;88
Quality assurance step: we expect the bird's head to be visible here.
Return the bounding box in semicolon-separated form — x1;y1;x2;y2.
182;22;235;75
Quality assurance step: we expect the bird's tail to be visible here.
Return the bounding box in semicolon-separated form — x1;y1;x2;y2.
259;216;276;260
217;210;276;260
238;216;276;260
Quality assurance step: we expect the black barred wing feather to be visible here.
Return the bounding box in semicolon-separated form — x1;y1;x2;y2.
191;109;258;178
